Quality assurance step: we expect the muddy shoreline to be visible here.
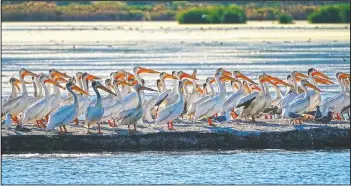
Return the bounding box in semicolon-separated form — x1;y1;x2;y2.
2;120;350;154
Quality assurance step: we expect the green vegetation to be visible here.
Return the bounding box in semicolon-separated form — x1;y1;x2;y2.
308;4;350;23
278;14;294;24
1;1;350;23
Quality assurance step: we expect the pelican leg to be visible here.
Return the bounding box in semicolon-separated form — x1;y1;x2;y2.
113;120;116;127
214;113;218;117
59;126;63;134
207;118;215;126
35;120;41;128
74;118;79;125
128;124;132;134
170;121;175;130
98;123;103;134
63;125;68;133
108;120;113;127
12;116;20;125
251;116;256;122
335;113;342;121
231;110;238;119
167;122;171;130
40;120;46;128
45;114;49;123
133;123;137;132
87;123;91;134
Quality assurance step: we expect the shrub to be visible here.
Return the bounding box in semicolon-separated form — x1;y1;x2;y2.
308;4;350;23
278;14;293;24
176;5;246;24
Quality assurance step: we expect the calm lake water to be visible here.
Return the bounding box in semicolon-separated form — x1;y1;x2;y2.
2;150;350;184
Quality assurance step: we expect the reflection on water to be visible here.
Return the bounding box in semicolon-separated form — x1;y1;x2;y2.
2;150;350;184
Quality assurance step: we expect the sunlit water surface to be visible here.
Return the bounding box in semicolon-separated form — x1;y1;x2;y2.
2;150;350;184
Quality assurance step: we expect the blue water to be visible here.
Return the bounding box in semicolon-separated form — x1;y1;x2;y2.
2;150;350;184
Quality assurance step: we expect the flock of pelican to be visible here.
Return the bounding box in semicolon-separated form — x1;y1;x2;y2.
1;67;350;134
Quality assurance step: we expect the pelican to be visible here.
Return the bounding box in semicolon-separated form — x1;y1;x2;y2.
117;67;159;111
282;79;321;124
75;72;101;124
46;81;89;133
89;79;116;107
220;80;249;120
294;68;334;113
143;79;163;122
157;71;198;111
156;80;185;130
326;73;350;120
47;69;71;120
280;71;309;109
236;74;288;122
29;73;44;104
154;71;182;108
22;74;66;128
1;68;38;124
194;71;236;126
3;78;22;104
101;79;126;127
85;81;117;134
114;84;157;133
185;80;203;113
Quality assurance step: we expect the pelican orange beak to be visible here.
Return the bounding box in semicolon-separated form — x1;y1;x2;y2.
236;72;257;85
220;75;240;84
21;69;38;79
51;70;70;79
97;84;117;96
183;80;193;86
180;72;198;80
250;84;262;91
244;83;251;93
339;73;350;79
232;82;240;90
72;85;89;95
86;73;101;81
127;74;136;81
137;67;160;74
54;77;69;83
222;69;232;76
114;72;125;79
196;85;204;94
314;76;334;85
311;70;331;80
140;85;157;92
44;79;66;90
163;73;178;80
209;77;216;84
294;72;309;82
265;75;294;88
306;82;322;92
131;79;139;85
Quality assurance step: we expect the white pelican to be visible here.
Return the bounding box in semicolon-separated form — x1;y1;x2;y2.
143;79;163;122
236;74;288;122
157;71;198;110
334;77;350;120
154;71;179;108
60;72;83;106
194;71;236;126
185;80;203;113
1;68;38;124
116;67;159;111
101;79;126;127
115;84;157;133
46;81;89;133
220;80;249;120
294;68;334;113
282;79;321;124
320;72;350;120
3;78;21;104
187;78;216;120
30;73;44;104
280;71;309;109
156;80;185;130
75;72;101;124
22;74;66;128
85;81;117;134
89;79;115;107
47;69;71;120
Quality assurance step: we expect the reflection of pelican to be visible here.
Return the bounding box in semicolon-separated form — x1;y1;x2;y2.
46;82;89;133
282;79;321;124
22;74;65;128
156;80;185;130
2;68;38;124
115;84;156;133
85;81;116;134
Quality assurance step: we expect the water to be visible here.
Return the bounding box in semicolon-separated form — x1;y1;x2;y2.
1;22;350;101
2;150;350;184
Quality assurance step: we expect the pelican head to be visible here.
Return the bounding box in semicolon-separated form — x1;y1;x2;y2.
160;72;178;80
177;71;198;80
263;73;294;88
216;68;232;76
91;81;116;96
133;66;160;75
233;71;257;85
308;68;331;80
9;77;24;91
134;84;157;92
291;71;309;82
300;79;322;92
336;72;350;80
66;81;89;95
40;74;66;90
49;69;70;79
82;72;101;81
20;68;38;79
